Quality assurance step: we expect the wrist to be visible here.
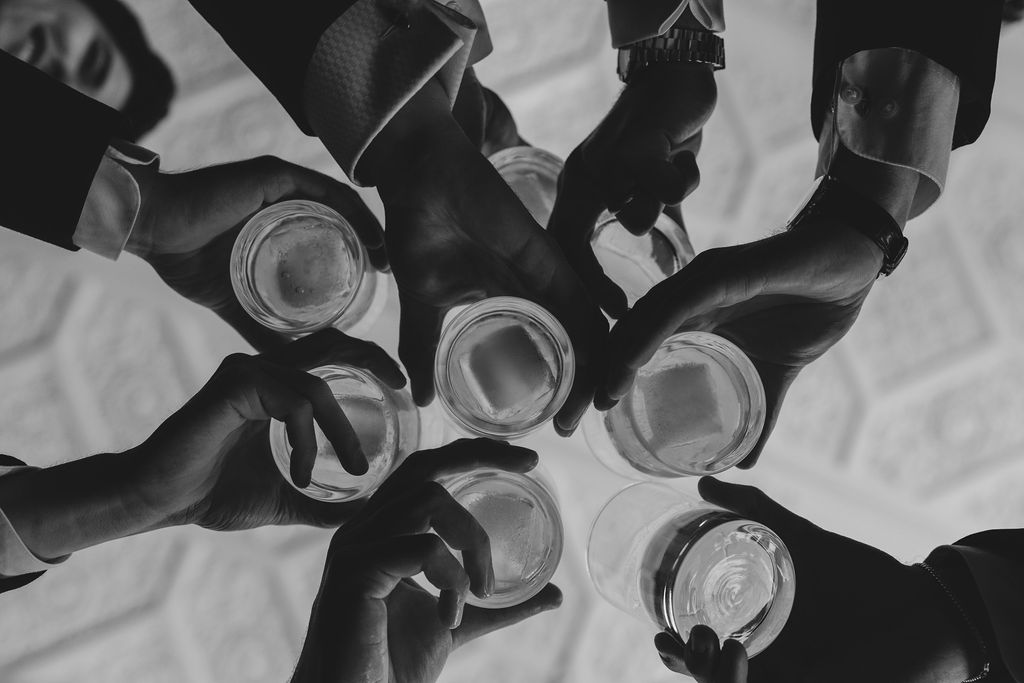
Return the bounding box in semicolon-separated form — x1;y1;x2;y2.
908;563;987;682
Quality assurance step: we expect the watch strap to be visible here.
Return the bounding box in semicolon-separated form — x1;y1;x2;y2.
789;175;909;277
617;28;725;83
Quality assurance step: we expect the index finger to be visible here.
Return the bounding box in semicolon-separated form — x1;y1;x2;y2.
602;252;735;403
367;439;539;510
260;329;407;390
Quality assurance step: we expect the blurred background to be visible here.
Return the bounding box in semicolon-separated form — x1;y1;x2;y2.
2;0;1024;681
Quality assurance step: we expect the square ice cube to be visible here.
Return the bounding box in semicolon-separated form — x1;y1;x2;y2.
634;362;723;451
460;324;555;422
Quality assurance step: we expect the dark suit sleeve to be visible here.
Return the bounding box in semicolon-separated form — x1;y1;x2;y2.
811;0;1004;149
0;50;127;251
0;454;44;595
926;530;1024;682
185;0;359;134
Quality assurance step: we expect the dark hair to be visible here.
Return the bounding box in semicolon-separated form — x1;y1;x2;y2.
80;0;176;140
1006;0;1024;23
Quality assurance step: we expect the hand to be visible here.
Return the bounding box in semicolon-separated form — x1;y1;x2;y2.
601;219;884;468
364;80;607;435
131;328;406;531
686;477;976;683
451;68;529;156
127;155;387;352
291;439;563;683
549;63;715;317
655;625;748;682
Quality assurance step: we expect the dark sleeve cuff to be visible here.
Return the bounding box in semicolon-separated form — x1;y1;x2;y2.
0;51;126;251
810;0;1003;150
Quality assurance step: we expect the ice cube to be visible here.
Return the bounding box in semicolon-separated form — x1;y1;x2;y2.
463;492;542;587
635;362;723;451
460;324;556;422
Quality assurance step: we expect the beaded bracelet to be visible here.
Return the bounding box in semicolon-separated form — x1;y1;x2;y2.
915;562;990;683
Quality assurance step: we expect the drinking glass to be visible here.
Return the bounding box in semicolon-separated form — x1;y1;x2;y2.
269;365;430;502
434;297;574;439
584;331;765;478
591;210;695;307
588;482;795;657
442;467;563;609
231;200;388;336
489;146;695;305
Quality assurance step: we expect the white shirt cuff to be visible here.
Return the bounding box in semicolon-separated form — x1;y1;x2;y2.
816;48;960;219
303;0;490;186
608;0;725;49
72;141;160;260
0;466;69;577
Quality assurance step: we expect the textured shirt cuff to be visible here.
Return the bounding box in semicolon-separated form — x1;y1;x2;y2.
0;466;70;577
303;0;489;186
72;141;160;260
816;48;960;220
608;0;725;48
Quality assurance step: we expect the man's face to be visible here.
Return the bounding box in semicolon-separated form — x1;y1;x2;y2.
0;0;133;109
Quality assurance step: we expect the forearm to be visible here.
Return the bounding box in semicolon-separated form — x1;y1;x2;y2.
0;451;174;561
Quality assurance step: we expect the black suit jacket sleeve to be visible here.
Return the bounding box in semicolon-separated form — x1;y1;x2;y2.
811;0;1004;149
0;50;126;251
186;0;359;134
0;454;44;595
927;529;1024;682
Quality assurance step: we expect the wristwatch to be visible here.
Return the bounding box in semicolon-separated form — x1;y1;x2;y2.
788;175;909;277
617;28;726;83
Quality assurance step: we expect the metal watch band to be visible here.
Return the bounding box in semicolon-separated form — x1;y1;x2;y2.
617;28;725;83
788;175;909;277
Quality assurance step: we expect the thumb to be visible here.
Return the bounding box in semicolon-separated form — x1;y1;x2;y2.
736;362;800;470
697;477;801;537
451;584;563;648
397;295;445;407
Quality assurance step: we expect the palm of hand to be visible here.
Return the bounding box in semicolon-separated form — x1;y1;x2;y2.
385;581;458;683
146;414;354;532
384;155;558;309
747;529;941;683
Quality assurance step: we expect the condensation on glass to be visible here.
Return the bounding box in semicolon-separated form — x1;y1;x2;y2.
584;332;765;478
269;365;431;502
434;297;574;439
588;483;795;657
442;467;563;609
231;200;388;337
489;145;695;306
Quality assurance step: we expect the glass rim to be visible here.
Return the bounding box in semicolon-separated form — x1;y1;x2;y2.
269;364;399;502
487;145;565;180
443;467;564;609
594;210;696;265
434;296;576;438
230;199;368;335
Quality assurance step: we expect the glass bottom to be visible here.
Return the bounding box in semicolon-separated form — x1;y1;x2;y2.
640;510;790;657
270;367;417;502
444;469;563;609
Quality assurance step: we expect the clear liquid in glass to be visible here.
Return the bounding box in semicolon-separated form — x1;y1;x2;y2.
270;366;419;501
